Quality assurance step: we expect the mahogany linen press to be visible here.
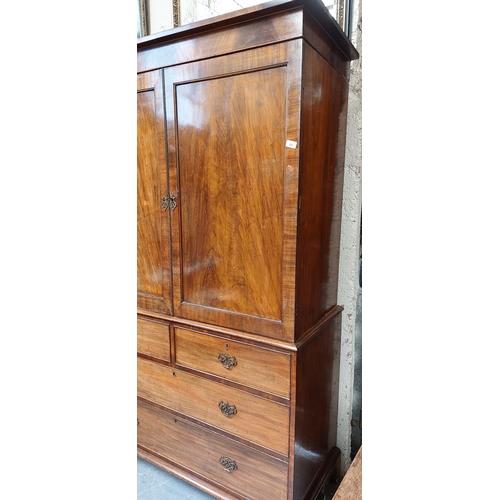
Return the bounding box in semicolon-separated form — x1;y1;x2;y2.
137;1;359;498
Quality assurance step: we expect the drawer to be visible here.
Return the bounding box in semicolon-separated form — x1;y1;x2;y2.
175;327;291;398
138;399;288;500
138;357;290;455
137;318;171;361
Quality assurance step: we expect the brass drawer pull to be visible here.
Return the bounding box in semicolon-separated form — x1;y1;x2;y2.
218;353;237;369
220;456;238;473
218;400;237;418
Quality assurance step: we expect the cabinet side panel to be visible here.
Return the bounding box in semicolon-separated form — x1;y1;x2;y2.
302;10;350;79
295;43;348;337
292;311;342;499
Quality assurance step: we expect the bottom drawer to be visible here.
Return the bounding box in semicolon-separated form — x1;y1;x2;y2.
137;399;288;500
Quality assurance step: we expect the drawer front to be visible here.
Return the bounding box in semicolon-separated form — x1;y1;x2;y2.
138;399;288;500
175;327;291;398
138;357;290;455
137;318;171;361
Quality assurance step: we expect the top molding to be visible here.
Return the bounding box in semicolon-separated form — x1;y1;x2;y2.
137;0;359;61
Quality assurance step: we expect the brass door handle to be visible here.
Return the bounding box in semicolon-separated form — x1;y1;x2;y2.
162;195;177;211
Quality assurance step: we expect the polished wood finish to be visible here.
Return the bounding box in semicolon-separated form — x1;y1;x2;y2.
292;313;342;499
138;399;289;500
138;307;299;352
137;318;171;362
165;40;301;340
138;357;290;455
137;1;357;498
137;5;355;84
174;327;291;399
137;71;172;314
175;66;285;321
295;42;348;334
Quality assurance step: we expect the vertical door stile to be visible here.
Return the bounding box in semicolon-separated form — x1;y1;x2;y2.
280;39;303;338
164;70;181;317
162;67;175;316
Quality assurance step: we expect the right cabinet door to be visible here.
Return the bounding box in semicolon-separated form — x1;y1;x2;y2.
164;41;302;339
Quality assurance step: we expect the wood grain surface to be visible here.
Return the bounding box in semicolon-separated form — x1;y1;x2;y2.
138;399;288;500
137;71;172;314
176;68;285;321
174;327;291;398
138;357;290;455
164;41;302;340
333;447;362;500
136;2;359;498
294;42;348;337
137;317;171;362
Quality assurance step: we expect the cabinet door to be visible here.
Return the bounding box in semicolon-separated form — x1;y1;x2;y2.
137;70;172;314
164;41;302;339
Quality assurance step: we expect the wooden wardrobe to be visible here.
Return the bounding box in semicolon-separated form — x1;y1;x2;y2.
137;1;359;498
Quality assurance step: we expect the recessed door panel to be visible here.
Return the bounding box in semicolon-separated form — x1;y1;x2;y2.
177;68;285;321
137;71;172;314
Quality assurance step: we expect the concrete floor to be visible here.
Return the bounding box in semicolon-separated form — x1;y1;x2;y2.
137;457;339;499
138;458;217;499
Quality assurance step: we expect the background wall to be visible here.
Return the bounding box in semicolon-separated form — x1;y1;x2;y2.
180;0;261;26
337;0;362;473
146;0;263;34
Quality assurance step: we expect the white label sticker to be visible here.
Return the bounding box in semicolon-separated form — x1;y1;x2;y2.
285;140;297;149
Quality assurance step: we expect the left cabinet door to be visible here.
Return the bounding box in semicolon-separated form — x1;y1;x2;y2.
137;70;172;314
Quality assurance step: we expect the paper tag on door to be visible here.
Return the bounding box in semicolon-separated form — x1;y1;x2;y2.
285;140;297;149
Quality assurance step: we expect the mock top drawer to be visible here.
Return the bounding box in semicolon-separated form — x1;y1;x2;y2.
174;327;291;399
138;318;171;362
